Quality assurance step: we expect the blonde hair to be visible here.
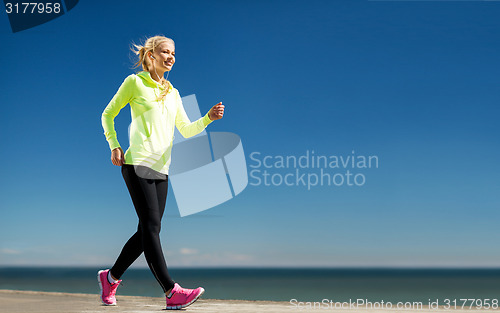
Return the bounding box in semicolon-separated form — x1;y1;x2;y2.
132;35;175;101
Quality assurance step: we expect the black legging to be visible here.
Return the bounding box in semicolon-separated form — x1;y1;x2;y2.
110;164;175;293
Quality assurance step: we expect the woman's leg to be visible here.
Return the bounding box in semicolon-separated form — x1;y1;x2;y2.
109;230;142;280
110;164;174;292
109;165;146;279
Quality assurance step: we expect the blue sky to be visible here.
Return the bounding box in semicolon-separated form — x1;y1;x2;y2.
1;0;499;268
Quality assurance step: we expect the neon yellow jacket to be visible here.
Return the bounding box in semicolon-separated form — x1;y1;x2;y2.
101;71;212;174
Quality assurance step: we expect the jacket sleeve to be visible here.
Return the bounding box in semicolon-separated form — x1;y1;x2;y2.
175;90;213;138
101;75;135;150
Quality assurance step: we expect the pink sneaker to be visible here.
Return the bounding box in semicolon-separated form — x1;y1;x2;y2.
97;269;121;305
165;283;205;310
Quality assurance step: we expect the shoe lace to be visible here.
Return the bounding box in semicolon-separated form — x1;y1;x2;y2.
109;281;123;296
176;285;192;296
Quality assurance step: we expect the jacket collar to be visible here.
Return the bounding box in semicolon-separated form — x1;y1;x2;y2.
137;71;171;90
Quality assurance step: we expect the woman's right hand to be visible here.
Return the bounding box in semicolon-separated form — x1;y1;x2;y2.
111;147;125;166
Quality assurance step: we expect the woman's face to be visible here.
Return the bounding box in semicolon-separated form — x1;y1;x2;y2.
151;41;175;72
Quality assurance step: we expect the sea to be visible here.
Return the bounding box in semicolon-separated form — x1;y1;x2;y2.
1;267;500;305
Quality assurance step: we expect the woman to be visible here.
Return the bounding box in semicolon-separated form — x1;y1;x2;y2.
99;35;224;310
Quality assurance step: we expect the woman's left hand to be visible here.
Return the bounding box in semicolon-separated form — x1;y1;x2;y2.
208;102;224;121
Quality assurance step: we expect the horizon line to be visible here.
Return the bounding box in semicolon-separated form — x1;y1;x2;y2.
2;265;500;270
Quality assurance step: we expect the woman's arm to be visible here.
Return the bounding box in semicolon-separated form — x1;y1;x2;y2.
175;92;224;138
101;75;135;150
